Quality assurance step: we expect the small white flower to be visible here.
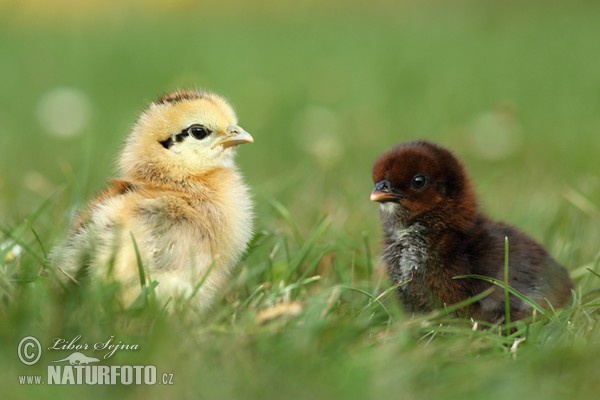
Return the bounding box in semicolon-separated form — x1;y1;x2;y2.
1;241;22;263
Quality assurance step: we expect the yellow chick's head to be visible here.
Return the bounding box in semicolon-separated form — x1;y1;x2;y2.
119;89;253;184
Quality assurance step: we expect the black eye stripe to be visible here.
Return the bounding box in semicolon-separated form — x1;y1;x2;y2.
159;124;211;149
176;130;189;142
159;137;174;149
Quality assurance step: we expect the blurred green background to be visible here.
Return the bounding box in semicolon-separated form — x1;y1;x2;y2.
1;0;599;248
1;0;599;399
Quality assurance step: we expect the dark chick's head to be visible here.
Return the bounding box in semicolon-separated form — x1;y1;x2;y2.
371;141;477;230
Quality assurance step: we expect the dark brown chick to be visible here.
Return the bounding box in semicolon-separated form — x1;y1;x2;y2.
371;140;573;323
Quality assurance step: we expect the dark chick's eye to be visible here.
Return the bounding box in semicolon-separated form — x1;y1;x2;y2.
410;174;429;190
188;124;212;140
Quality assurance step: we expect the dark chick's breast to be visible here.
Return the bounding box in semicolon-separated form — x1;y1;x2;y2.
382;223;471;314
382;239;437;313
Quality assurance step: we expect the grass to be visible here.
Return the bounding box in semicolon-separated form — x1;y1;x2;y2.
1;1;600;399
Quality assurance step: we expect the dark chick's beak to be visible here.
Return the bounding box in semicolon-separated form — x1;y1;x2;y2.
370;179;404;203
218;125;254;148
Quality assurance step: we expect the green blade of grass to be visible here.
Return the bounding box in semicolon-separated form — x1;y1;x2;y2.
404;287;496;328
453;274;548;317
187;260;217;304
240;284;266;310
129;231;146;289
0;226;48;268
504;236;511;336
267;197;303;244
340;285;395;323
362;231;373;281
271;275;321;299
586;268;600;279
285;216;330;281
27;221;48;261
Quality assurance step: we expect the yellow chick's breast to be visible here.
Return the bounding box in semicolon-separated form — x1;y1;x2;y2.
52;166;253;310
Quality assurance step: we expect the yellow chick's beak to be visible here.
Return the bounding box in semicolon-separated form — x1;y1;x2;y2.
218;125;254;149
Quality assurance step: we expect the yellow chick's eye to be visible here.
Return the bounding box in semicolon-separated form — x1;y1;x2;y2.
188;124;212;140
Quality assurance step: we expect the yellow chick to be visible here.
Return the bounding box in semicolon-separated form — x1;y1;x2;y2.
51;89;254;310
